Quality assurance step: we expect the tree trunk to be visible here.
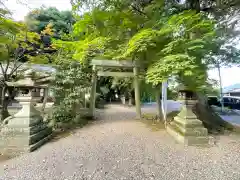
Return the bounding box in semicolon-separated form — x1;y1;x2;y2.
217;63;224;112
187;0;200;12
156;89;162;120
1;86;10;121
128;90;133;106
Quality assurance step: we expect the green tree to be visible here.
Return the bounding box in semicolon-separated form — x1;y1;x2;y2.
51;61;91;126
111;77;134;105
205;34;240;110
0;15;27;120
25;7;75;37
55;0;239;109
49;47;92;127
0;8;57;121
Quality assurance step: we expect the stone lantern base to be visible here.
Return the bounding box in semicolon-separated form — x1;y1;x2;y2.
0;98;52;156
166;100;209;146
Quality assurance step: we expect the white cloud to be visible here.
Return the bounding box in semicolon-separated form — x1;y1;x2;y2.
5;0;72;21
208;66;240;88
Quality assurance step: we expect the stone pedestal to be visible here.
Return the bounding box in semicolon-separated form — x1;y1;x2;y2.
0;96;52;156
166;88;209;145
0;70;52;156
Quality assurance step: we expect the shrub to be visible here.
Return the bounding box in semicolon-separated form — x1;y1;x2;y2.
49;61;92;128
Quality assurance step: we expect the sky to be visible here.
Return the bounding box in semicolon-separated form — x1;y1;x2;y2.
208;66;240;88
4;0;240;88
5;0;72;20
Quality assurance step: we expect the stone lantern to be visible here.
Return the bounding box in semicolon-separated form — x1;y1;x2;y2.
166;85;209;145
0;69;52;156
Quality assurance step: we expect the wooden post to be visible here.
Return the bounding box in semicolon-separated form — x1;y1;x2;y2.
89;65;97;118
133;66;141;119
156;88;162;120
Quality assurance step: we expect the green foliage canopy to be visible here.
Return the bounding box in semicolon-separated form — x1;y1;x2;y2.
25;7;75;37
53;0;239;92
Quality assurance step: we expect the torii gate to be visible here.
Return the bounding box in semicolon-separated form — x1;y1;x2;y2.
89;59;142;119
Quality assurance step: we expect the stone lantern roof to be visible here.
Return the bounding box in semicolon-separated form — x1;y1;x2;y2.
6;69;54;88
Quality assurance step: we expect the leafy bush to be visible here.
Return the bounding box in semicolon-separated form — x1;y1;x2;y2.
49;61;92;128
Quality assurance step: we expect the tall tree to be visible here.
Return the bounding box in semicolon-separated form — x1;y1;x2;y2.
54;0;239;107
25;7;75;37
0;7;57;121
0;12;28;120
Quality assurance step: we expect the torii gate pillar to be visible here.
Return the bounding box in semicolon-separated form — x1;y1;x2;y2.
89;65;97;118
133;66;141;119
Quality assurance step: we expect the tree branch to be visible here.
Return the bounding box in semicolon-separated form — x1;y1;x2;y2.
130;5;147;16
0;63;5;81
0;79;6;86
8;63;23;78
4;44;10;78
199;0;240;13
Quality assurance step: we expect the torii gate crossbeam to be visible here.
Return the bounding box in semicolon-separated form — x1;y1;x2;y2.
89;59;142;119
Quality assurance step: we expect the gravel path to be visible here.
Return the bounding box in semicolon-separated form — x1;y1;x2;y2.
1;104;240;180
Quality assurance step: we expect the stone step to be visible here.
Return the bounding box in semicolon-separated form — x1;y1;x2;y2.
0;126;52;147
185;136;209;145
29;133;53;152
30;122;49;135
0;146;27;157
167;124;209;146
29;127;52;145
170;121;208;136
1;133;53;156
1;122;49;136
0;134;30;147
173;116;203;127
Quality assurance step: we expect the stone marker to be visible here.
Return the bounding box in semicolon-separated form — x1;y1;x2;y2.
166;85;209;145
0;69;52;156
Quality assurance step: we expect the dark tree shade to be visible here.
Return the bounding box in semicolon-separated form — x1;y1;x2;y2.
41;34;52;48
